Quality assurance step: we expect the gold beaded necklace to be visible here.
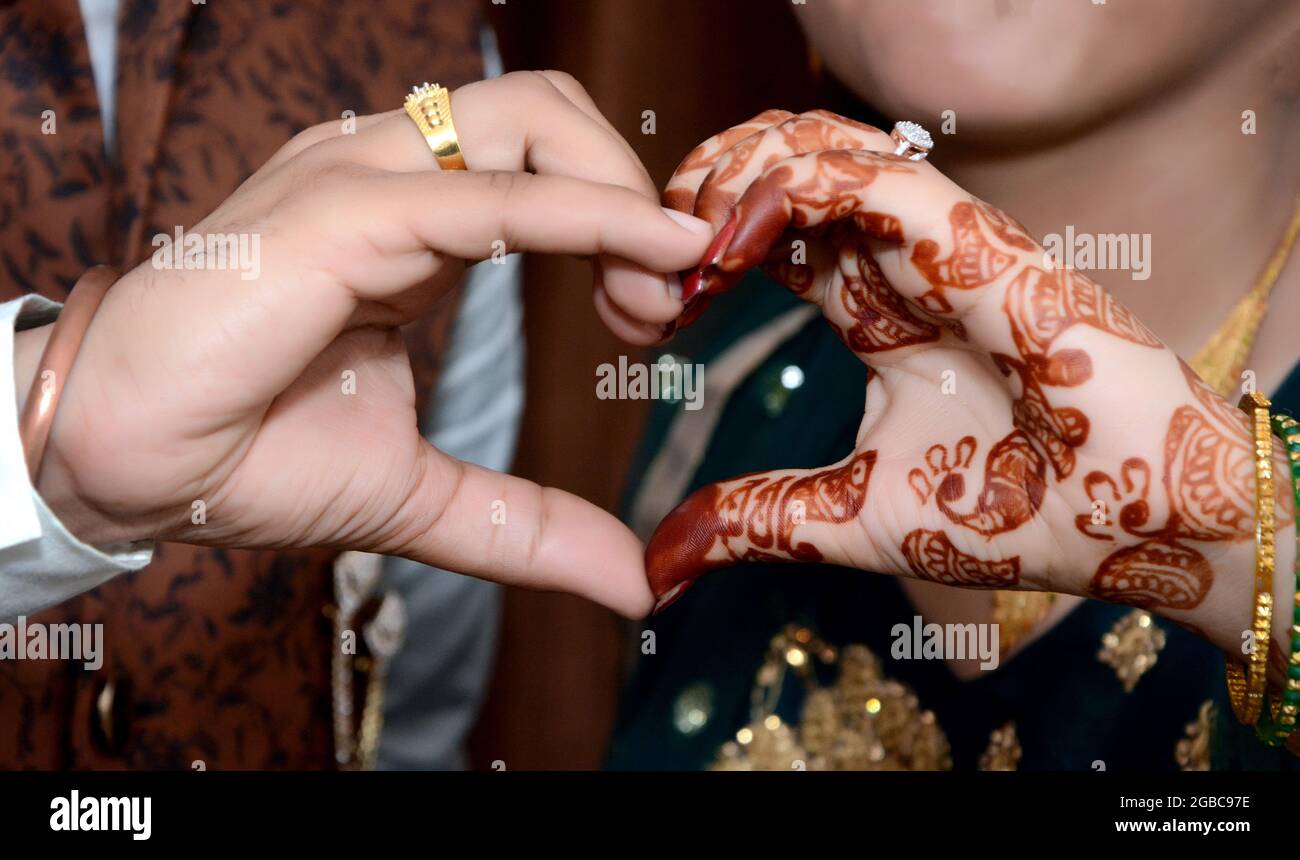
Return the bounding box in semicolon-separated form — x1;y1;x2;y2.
1192;195;1300;398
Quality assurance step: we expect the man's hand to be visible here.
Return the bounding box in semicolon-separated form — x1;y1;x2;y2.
18;71;713;618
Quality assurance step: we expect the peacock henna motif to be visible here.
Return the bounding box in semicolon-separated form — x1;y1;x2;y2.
992;350;1090;481
994;265;1162;480
910;199;1036;314
908;432;1047;537
1008;265;1161;356
900;528;1021;589
1078;362;1255;610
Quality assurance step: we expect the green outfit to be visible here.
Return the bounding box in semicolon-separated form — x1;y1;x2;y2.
608;273;1300;771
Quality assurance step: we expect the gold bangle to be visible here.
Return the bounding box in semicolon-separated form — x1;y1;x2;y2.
403;82;466;171
1225;390;1276;725
1254;414;1300;748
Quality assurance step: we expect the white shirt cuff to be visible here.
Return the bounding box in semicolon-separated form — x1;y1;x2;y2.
0;295;153;620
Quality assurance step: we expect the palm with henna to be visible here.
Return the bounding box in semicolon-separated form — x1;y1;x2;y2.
648;109;1295;663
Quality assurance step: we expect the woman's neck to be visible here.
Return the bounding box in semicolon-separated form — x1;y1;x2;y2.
937;32;1300;390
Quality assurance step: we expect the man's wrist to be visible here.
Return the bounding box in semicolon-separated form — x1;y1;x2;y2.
14;321;149;548
13;322;53;417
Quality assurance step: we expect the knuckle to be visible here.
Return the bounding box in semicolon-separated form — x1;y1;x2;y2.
303;158;371;190
537;69;583;95
295;119;339;145
275;120;338;161
502;69;556;98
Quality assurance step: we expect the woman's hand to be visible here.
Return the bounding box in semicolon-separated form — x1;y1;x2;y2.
647;109;1295;655
18;71;713;618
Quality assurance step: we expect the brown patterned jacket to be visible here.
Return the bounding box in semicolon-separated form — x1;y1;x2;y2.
0;0;483;769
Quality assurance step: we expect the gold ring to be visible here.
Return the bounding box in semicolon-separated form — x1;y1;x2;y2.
403;82;466;171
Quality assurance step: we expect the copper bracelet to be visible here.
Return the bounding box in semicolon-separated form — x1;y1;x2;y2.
18;265;119;484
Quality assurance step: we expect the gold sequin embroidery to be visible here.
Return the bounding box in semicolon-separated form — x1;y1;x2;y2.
1175;700;1215;771
1098;610;1166;692
979;721;1022;771
711;627;951;771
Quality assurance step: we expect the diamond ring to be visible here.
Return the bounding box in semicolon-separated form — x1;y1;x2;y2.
890;121;933;162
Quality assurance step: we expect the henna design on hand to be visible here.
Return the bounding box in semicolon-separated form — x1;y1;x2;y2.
911;200;1037;314
653;118;1068;606
663;109;796;214
901;528;1020;588
1077;361;1254;610
826;245;944;353
646;452;877;608
1011;265;1162;355
723;450;877;564
1165;362;1254;541
680;150;914;316
908;432;1047;537
995;266;1163;480
667;109;885;234
1089;541;1214;610
899;428;1044;598
993;350;1090;481
648;110;1275;640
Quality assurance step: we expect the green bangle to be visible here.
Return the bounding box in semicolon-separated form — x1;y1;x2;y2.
1258;415;1300;748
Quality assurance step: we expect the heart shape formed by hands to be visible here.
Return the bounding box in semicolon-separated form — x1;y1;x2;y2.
645;109;1275;655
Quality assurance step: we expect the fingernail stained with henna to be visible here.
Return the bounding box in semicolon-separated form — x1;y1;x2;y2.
679;214;739;305
675;215;744;329
646;483;725;613
647;452;877;611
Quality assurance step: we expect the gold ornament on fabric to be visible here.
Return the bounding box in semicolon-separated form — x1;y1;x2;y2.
711;625;951;771
978;722;1022;771
329;552;405;771
993;591;1055;652
1175;700;1215;771
1097;610;1166;693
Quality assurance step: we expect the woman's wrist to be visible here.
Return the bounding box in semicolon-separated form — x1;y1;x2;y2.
1181;433;1298;681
